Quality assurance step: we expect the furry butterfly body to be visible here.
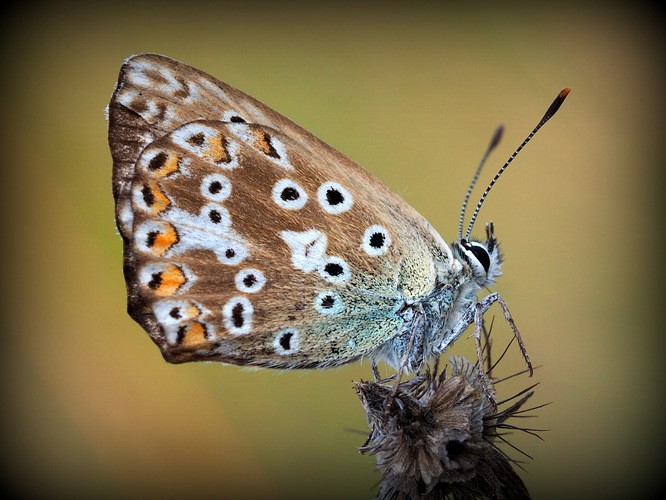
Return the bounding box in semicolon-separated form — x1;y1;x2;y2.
108;54;515;371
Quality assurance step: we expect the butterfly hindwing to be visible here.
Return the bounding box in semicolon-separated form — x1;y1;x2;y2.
109;53;453;368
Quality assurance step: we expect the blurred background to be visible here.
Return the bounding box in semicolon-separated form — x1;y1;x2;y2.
2;2;663;499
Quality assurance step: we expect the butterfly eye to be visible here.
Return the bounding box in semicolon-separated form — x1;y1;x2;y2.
317;181;353;214
362;225;391;256
274;328;300;355
272;179;308;210
314;291;343;315
462;241;491;274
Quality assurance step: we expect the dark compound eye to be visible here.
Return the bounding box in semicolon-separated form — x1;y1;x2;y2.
463;241;491;273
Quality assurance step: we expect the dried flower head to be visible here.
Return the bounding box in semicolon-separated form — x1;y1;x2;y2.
355;356;540;500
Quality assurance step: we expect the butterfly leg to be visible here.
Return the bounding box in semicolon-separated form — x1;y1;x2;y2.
489;293;533;376
382;305;424;425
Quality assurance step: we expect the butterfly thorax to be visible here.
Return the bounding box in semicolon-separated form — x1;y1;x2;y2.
380;223;502;372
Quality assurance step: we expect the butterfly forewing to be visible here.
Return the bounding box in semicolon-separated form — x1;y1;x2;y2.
109;54;452;368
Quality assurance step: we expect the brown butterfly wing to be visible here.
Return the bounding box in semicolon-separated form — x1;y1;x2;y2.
108;54;453;368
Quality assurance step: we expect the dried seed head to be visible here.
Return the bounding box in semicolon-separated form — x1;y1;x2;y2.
355;356;536;500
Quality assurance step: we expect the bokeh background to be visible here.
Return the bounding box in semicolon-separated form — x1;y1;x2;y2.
2;2;663;499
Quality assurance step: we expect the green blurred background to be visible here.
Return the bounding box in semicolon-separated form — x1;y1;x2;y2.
2;2;663;499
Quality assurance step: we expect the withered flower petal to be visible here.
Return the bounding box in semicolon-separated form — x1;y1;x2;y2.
355;356;536;500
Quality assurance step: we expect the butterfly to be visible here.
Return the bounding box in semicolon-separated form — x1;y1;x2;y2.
108;53;568;373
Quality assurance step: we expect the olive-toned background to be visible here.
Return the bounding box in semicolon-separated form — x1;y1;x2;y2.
2;2;663;499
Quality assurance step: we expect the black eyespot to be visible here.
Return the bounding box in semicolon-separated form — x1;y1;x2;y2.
243;274;257;288
141;185;155;206
176;325;187;343
209;210;222;223
281;187;299;201
148;151;168;171
169;307;181;319
320;295;335;308
225;248;235;258
208;180;222;194
369;232;385;248
148;272;162;290
231;302;244;328
187;132;205;147
326;188;344;206
324;263;343;276
146;231;159;248
230;115;246;123
279;331;293;351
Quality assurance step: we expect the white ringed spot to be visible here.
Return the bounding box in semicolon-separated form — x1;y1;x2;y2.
314;291;343;315
274;328;300;355
317;181;353;214
235;269;266;293
272;179;308;210
362;225;391;256
201;173;231;202
317;256;351;284
222;296;253;335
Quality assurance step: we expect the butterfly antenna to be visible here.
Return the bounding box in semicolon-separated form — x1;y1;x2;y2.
458;125;504;241
464;88;571;241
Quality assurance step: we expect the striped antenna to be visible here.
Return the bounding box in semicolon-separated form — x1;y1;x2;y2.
458;125;504;240
464;88;570;241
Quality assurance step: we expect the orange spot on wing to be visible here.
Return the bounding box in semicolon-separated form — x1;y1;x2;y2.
251;129;278;157
181;321;207;346
152;224;179;255
147;181;170;214
153;151;180;178
155;264;186;295
204;134;230;164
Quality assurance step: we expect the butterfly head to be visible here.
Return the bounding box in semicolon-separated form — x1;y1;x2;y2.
453;222;502;288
